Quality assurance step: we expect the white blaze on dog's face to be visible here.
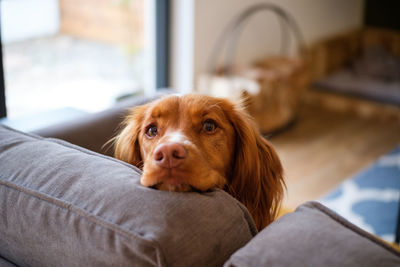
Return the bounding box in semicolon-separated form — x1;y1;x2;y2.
135;95;236;192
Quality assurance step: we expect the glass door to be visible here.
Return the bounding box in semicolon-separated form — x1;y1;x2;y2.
1;0;160;120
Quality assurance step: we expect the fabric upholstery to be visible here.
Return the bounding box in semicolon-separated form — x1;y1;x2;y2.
0;125;256;266
224;201;400;267
0;257;17;267
32;92;168;156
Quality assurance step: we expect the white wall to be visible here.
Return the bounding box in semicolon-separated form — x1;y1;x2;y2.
170;0;195;93
171;0;365;92
1;0;60;44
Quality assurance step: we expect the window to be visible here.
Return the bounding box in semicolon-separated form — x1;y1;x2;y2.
0;0;169;121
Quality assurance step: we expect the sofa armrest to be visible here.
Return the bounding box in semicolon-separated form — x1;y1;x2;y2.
32;94;162;156
224;201;400;267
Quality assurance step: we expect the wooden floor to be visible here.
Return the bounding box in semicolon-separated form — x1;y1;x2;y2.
269;103;400;210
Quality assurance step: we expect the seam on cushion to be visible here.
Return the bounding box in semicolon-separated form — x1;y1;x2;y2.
0;177;167;265
234;202;258;237
306;201;400;257
1;124;47;140
210;188;258;237
225;255;255;267
0;255;18;267
46;137;142;173
0;125;142;174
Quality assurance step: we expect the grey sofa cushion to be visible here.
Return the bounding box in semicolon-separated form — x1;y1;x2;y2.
0;125;256;266
224;201;400;267
0;257;17;267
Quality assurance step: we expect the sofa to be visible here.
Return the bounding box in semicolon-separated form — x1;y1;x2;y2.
1;95;399;266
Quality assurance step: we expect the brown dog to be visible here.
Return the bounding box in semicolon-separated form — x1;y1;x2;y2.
114;94;285;230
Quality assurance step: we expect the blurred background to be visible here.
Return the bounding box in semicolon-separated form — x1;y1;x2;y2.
1;0;148;118
0;0;399;243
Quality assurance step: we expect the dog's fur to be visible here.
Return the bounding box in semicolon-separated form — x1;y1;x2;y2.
114;94;285;230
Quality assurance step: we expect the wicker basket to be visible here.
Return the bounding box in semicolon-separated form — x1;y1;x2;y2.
198;3;311;134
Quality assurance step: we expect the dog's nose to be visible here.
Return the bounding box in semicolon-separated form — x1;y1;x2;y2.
154;142;187;168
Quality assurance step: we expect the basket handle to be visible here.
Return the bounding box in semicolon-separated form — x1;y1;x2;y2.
208;2;306;75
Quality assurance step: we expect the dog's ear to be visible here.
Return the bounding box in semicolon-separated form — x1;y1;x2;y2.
224;104;285;230
114;105;147;169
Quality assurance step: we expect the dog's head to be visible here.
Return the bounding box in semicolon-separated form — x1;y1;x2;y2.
114;94;285;229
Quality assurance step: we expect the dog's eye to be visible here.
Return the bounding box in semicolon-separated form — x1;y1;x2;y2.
202;120;217;133
146;125;158;137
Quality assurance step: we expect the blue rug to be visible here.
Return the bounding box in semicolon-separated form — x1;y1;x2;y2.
320;145;400;243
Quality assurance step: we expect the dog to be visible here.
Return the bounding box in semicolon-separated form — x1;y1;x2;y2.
114;94;285;230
